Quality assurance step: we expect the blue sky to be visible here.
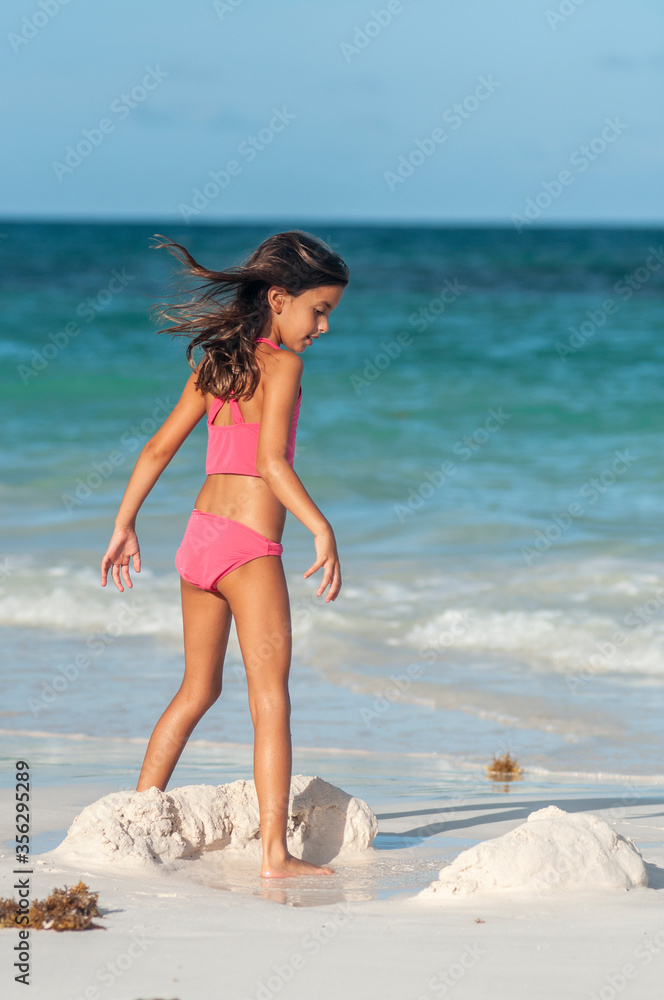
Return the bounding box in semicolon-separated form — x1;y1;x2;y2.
2;0;662;224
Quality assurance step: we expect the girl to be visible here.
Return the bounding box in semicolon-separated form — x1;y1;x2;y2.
100;230;349;879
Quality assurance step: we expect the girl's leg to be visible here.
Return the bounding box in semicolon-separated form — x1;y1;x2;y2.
136;578;232;791
215;555;334;879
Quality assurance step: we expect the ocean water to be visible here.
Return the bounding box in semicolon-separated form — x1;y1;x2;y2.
1;221;663;793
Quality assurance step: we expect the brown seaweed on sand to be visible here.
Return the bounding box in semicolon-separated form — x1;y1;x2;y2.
0;880;103;931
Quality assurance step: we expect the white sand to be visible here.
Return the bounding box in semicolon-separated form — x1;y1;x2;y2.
51;775;378;869
2;781;664;1000
415;804;648;898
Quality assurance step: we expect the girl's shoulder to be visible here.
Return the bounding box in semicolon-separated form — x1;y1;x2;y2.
257;343;303;375
259;347;303;401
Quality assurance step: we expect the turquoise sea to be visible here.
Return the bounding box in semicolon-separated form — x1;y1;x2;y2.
1;222;663;795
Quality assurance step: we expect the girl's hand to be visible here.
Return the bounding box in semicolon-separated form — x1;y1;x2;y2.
303;527;341;602
101;527;141;593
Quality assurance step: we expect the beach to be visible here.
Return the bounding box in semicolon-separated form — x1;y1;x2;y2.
2;735;664;999
2;221;664;996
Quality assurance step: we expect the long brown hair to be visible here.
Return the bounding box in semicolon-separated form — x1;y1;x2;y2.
148;230;349;400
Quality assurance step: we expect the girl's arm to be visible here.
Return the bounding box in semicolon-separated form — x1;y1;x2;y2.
256;351;342;602
101;370;206;592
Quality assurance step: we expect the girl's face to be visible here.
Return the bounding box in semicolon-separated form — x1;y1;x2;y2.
267;284;345;353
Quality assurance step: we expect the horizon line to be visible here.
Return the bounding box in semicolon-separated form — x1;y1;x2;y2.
1;216;662;230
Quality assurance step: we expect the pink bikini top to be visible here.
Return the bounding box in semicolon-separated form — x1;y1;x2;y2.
205;337;302;477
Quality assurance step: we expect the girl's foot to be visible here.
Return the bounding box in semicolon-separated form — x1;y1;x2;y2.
260;852;335;879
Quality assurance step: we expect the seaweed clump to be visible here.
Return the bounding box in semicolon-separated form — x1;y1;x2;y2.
0;881;102;931
486;751;524;782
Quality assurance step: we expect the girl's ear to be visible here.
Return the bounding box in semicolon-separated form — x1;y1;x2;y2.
267;286;288;313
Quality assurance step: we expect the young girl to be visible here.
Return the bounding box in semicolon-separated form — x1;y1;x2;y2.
100;230;349;879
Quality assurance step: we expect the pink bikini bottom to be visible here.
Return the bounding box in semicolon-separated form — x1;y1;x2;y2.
175;509;283;593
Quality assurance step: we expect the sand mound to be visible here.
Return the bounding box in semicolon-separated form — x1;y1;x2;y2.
50;774;377;868
416;805;648;899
